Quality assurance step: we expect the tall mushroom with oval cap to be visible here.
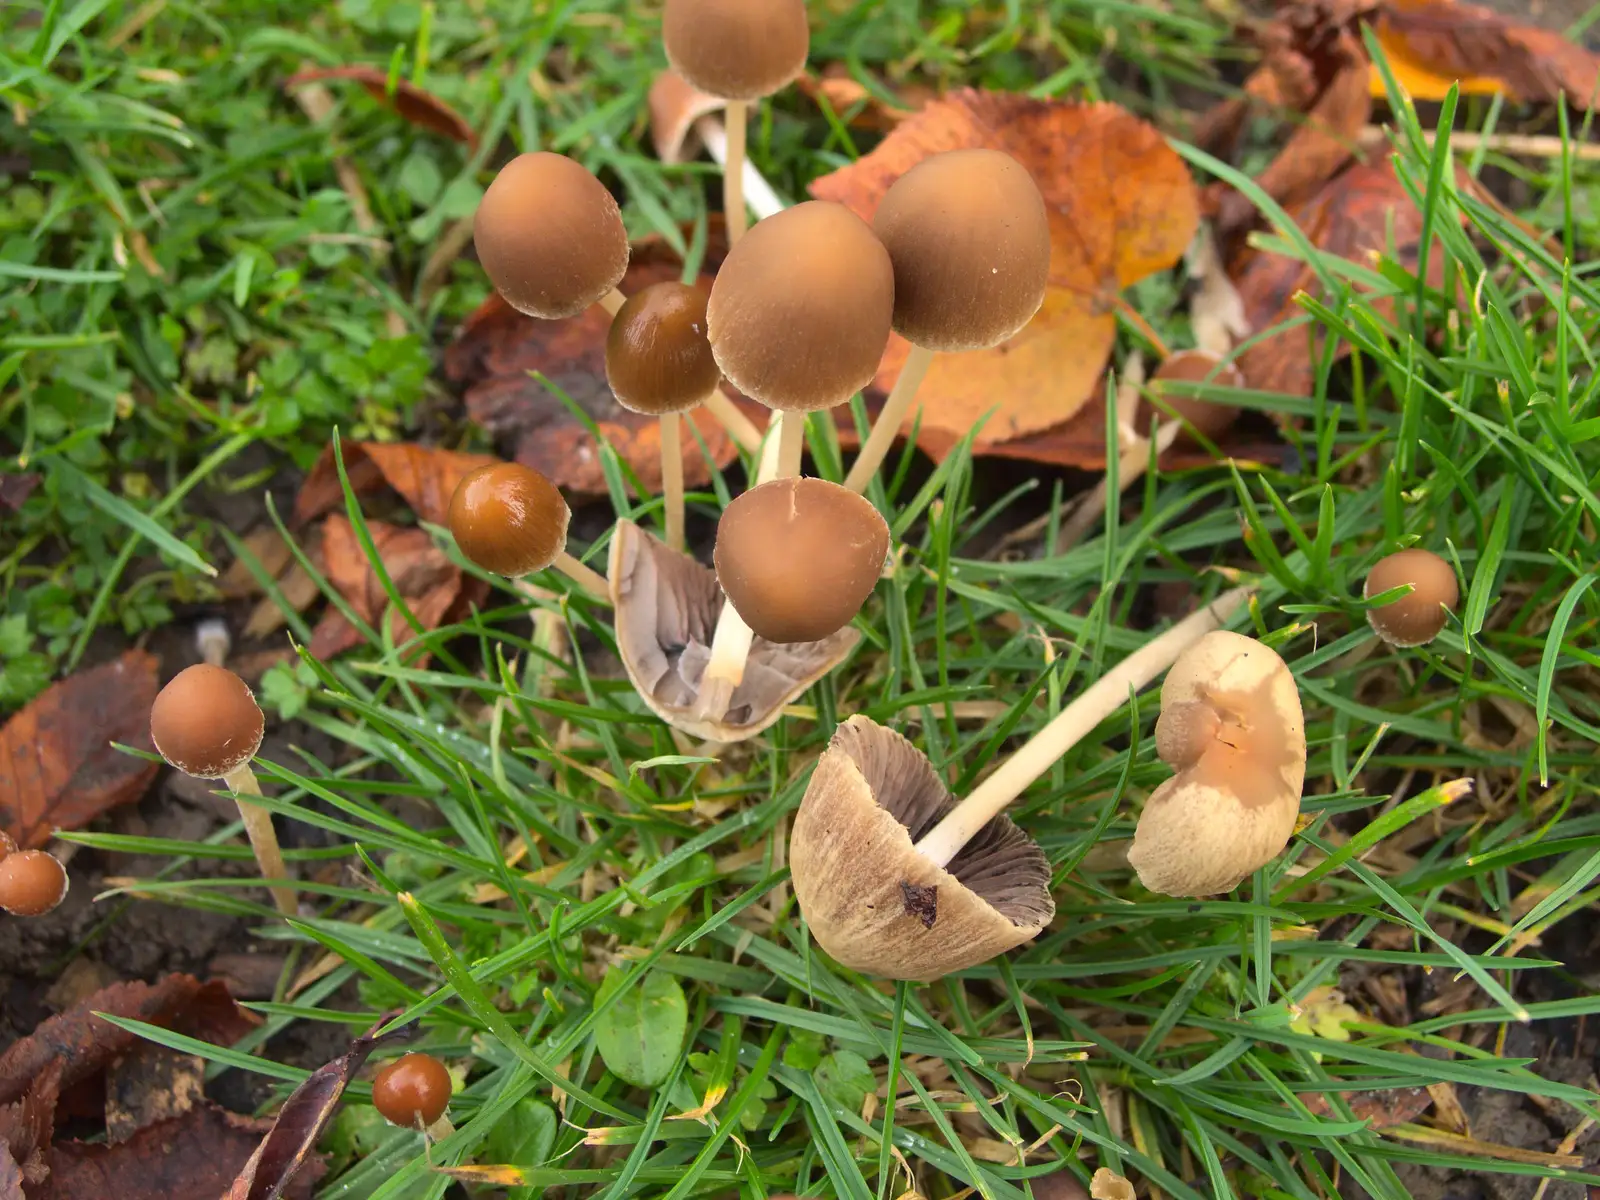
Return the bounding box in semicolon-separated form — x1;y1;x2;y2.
1128;631;1306;897
662;0;809;245
1364;548;1458;648
791;585;1254;978
151;664;296;916
843;149;1050;494
447;462;608;599
606;281;724;552
474;152;631;320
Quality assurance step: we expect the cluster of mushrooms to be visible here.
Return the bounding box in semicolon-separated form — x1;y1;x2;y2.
0;3;1460;991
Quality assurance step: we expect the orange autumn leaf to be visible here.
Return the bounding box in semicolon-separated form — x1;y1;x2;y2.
285;66;478;149
293;441;499;527
810;90;1199;455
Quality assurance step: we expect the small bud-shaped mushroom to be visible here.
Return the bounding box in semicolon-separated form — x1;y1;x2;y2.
605;281;721;417
448;462;571;578
0;849;69;917
473;153;630;320
150;664;264;779
1364;548;1458;647
714;478;889;643
373;1053;452;1129
662;0;810;102
1140;349;1244;443
1128;631;1306;897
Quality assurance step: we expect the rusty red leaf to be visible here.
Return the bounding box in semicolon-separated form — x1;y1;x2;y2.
285;66;478;148
292;441;500;528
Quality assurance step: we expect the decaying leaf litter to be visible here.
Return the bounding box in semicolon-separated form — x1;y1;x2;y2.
4;0;1600;1198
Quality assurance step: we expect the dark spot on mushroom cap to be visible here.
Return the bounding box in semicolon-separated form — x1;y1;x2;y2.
662;0;810;102
871;148;1050;352
0;850;69;917
1364;548;1458;647
472;152;629;320
447;462;570;578
707;201;895;412
605;281;721;416
150;663;265;779
714;477;889;643
899;880;938;928
372;1053;452;1128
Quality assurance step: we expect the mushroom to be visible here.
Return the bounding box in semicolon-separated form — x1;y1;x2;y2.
648;70;786;226
606;281;724;552
1127;631;1306;897
150;664;296;916
790;586;1252;978
447;462;609;599
1141;349;1244;446
609;519;857;743
714;477;888;643
372;1053;454;1140
1364;548;1458;647
473;152;631;320
0;849;69;917
844;149;1051;493
0;830;15;860
661;0;809;243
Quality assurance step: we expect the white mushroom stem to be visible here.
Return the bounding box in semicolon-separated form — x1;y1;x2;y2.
693;416;787;723
912;585;1253;868
775;410;805;479
551;552;611;601
221;764;298;916
597;288;627;318
660;410;686;552
694;111;784;225
844;344;935;494
196;618;231;667
722;100;749;244
699;386;763;453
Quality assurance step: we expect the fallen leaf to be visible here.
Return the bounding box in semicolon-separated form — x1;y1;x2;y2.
293;441;499;527
104;1045;205;1144
0;1143;22;1200
226;1017;413;1200
1298;1085;1434;1127
1090;1167;1136;1200
0;976;256;1108
39;1103;318;1200
1372;0;1600;105
794;66;932;131
1231;160;1426;396
0;650;160;849
0;1061;60;1186
0;473;39;511
219;527;297;599
285;67;478;149
444;238;755;497
810;90;1199;455
308;515;485;662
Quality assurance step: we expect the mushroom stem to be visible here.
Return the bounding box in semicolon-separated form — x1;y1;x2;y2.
597;288;628;318
911;585;1253;868
723;100;749;244
550;552;610;600
775;410;805;479
844;344;935;494
221;764;298;916
700;386;763;453
693;114;784;223
660;410;686;551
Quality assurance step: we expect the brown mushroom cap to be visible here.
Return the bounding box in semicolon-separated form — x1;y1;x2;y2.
1364;548;1458;647
606;281;722;416
871;149;1050;352
0;850;69;917
790;715;1055;980
473;153;630;320
1140;349;1244;442
662;0;810;102
714;478;889;643
150;664;265;779
448;462;570;578
707;201;895;413
372;1053;452;1128
1128;631;1306;897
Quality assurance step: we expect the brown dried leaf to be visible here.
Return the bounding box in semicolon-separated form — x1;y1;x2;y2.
219;527;297;599
1297;1085;1433;1127
285;66;478;149
104;1046;205;1144
0;1143;21;1200
40;1103;318;1200
810;90;1199;457
794;66;931;131
226;1018;412;1200
0;650;160;848
0;1061;60;1186
0;473;39;512
444;241;752;497
293;441;499;527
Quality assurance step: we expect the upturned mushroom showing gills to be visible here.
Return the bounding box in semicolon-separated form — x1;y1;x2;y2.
1364;548;1458;647
448;462;608;598
1128;631;1307;897
473;152;630;320
714;478;889;643
790;716;1055;981
844;148;1050;493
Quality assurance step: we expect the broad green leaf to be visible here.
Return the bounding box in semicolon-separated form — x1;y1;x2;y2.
814;1049;877;1112
593;966;687;1089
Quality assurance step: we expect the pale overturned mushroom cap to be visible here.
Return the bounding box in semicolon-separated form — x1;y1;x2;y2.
791;715;1055;980
707;201;895;413
608;520;858;743
1128;631;1305;897
1143;349;1244;442
648;70;729;165
662;0;810;102
1364;548;1458;647
150;663;265;779
715;478;888;643
871;148;1050;352
473;152;629;319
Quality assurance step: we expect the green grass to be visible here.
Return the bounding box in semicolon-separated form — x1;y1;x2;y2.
11;2;1600;1199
